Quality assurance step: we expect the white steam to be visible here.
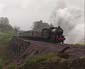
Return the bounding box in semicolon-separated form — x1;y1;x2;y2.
52;0;84;44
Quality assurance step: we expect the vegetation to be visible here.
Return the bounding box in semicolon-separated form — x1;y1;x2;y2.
0;32;15;47
26;53;62;65
0;32;15;67
74;44;85;46
33;20;49;32
7;64;16;69
19;53;85;69
0;59;4;69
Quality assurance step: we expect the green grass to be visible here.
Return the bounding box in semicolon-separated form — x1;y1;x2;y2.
21;54;85;69
73;44;85;47
25;53;64;65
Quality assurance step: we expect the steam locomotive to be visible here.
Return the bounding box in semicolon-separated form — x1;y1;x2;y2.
19;27;65;44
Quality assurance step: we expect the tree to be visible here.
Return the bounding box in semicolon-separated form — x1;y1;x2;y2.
49;24;54;28
0;17;13;32
14;26;20;36
32;20;49;32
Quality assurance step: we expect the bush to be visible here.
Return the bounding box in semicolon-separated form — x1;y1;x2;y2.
0;32;14;47
0;32;15;60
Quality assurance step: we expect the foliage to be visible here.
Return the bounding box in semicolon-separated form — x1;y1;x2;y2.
73;44;85;47
0;32;15;60
32;20;49;32
0;32;15;47
0;59;6;69
22;55;85;69
8;64;16;69
26;53;62;65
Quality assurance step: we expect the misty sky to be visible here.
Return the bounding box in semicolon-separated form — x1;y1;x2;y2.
0;0;84;30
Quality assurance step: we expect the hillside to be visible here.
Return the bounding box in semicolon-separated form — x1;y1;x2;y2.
3;38;85;69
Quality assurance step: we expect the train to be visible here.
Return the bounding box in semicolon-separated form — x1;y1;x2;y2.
19;27;65;44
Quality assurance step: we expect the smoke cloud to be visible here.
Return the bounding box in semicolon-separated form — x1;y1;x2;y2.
51;0;84;44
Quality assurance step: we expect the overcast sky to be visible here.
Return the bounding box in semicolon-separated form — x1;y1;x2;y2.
0;0;84;30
